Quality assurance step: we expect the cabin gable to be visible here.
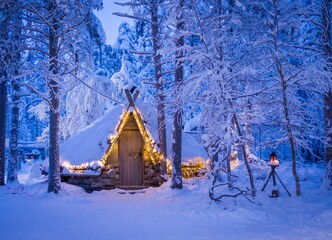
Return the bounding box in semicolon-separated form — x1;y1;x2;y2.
103;112;163;188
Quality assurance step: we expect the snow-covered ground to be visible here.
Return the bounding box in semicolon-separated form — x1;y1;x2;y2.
0;163;331;240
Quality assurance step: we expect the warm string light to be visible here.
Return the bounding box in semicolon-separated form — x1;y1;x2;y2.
132;109;160;164
61;161;103;174
167;158;207;178
229;150;240;170
102;110;131;165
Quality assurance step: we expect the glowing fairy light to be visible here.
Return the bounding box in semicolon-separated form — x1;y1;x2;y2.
167;157;207;178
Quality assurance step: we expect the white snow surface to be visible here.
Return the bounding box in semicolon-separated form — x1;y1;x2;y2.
1;162;332;240
60;103;207;168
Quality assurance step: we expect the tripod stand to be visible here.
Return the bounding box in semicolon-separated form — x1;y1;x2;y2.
261;165;291;197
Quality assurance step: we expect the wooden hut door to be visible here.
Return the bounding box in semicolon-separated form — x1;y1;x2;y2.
119;130;143;186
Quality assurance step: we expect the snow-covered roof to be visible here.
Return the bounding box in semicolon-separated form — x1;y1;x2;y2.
60;105;125;166
60;103;207;168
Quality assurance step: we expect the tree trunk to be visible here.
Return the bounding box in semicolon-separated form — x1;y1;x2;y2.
151;0;167;177
0;3;11;186
233;113;256;196
172;108;183;189
324;92;332;189
322;0;332;190
48;102;61;193
171;0;184;189
7;14;22;183
280;65;301;196
7;80;20;183
0;78;7;186
47;1;61;193
271;0;301;195
226;154;231;186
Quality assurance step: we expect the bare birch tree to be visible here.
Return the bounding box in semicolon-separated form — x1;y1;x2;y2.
181;0;256;199
22;0;99;193
0;0;20;185
255;0;327;196
7;15;22;184
0;1;11;185
167;0;185;189
46;0;62;193
321;0;332;189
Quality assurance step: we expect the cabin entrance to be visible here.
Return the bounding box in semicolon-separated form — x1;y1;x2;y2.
119;115;144;187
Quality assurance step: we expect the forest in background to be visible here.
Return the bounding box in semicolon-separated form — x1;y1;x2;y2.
0;0;331;198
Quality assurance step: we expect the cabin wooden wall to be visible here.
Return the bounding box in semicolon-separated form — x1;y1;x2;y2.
105;141;119;183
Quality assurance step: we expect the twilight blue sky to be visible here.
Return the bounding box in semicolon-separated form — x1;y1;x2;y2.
94;0;133;45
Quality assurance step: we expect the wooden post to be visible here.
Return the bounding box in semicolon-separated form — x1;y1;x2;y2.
133;90;140;103
124;89;135;107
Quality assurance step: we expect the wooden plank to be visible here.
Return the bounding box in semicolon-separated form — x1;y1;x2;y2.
123;114;138;130
119;129;143;186
124;89;135;107
105;141;119;167
133;90;140;102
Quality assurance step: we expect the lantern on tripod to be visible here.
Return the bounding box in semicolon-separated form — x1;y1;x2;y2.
261;152;291;198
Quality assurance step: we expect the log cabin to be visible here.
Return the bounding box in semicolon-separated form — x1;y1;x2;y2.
59;90;207;191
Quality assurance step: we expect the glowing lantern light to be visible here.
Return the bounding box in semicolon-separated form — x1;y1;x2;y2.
269;152;279;166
